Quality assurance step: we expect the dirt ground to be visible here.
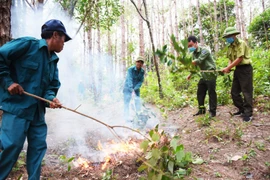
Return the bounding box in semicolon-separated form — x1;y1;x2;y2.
6;96;270;180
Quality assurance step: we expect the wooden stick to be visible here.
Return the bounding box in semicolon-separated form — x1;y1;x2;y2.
200;70;223;72
23;91;150;140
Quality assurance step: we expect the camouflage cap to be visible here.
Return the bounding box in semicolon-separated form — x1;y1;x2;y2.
222;27;240;38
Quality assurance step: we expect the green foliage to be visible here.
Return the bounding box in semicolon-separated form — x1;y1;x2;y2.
59;155;75;171
204;126;230;142
141;68;197;111
195;114;214;127
156;35;199;74
58;0;124;30
102;169;117;180
248;8;270;48
12;151;26;172
255;142;266;151
138;125;201;179
241;149;257;161
143;47;269;110
189;0;236;52
251;48;270;96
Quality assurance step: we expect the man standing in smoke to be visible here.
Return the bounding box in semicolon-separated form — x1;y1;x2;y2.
123;56;145;122
0;19;71;179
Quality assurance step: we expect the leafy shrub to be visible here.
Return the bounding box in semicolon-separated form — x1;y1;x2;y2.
138;125;204;179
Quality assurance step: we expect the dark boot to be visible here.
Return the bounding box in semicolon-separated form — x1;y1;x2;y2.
193;108;206;116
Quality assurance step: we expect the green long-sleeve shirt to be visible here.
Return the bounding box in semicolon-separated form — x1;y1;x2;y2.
0;37;61;121
193;46;216;80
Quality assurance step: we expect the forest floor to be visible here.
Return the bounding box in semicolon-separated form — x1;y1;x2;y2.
6;96;270;180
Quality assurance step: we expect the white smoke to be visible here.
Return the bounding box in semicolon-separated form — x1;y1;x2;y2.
11;0;159;159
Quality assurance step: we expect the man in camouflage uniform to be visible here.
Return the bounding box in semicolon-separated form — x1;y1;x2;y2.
222;27;253;122
187;36;217;117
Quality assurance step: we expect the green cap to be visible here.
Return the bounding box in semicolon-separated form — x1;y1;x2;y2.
135;56;144;63
222;27;240;38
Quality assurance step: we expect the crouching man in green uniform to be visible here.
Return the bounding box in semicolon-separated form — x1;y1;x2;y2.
222;27;253;122
187;36;217;117
0;19;71;179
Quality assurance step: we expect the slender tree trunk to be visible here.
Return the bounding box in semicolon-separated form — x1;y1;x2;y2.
114;33;118;78
234;0;241;35
130;0;163;98
174;0;178;39
143;0;163;98
156;3;161;48
196;0;204;44
138;0;144;56
238;0;247;41
0;0;12;46
107;29;114;94
189;1;194;35
262;0;265;12
161;0;165;46
214;0;219;52
96;0;102;102
249;1;252;24
170;1;173;36
224;0;228;27
87;27;96;99
121;3;126;75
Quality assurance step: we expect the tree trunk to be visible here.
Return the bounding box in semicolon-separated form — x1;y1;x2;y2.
189;1;194;35
121;13;126;75
97;2;102;102
0;0;12;46
174;0;178;40
138;0;144;56
87;28;97;99
223;0;228;27
0;0;11;120
161;1;165;46
262;0;265;12
169;1;173;36
214;0;219;52
107;29;114;95
238;0;247;41
234;0;241;35
130;0;163;98
196;0;204;45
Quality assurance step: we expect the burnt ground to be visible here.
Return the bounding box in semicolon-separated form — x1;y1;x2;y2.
6;96;270;179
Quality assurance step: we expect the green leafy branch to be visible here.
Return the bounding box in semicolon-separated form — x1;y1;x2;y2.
156;34;199;74
138;125;204;179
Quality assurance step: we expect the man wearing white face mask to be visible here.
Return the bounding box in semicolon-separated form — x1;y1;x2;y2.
187;36;217;118
222;27;253;122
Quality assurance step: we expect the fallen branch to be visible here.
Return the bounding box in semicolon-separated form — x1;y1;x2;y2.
23;91;149;140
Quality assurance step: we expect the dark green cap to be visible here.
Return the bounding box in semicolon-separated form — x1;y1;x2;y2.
222;27;240;38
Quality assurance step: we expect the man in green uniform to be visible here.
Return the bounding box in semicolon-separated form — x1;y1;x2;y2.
187;36;217;117
0;19;71;179
222;27;253;122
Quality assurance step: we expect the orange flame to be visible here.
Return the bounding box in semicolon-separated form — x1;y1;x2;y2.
102;156;111;170
73;157;91;169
